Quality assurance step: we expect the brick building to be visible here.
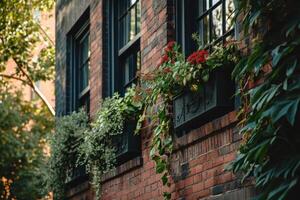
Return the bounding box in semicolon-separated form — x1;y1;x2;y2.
55;0;255;199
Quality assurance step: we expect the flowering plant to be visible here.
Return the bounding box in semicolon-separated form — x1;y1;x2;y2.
136;40;240;199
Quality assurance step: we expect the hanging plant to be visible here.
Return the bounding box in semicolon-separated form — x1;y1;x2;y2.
78;85;143;199
137;40;240;199
47;109;89;200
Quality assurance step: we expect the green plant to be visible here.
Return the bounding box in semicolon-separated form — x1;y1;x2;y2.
229;0;300;199
47;109;89;200
138;41;239;199
78;86;143;199
0;84;54;200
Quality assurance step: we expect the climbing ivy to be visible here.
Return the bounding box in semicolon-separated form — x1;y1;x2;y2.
229;0;300;199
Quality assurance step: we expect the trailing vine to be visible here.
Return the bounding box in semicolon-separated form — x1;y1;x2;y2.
137;41;239;199
48;109;89;200
48;86;143;200
229;0;300;199
78;86;143;199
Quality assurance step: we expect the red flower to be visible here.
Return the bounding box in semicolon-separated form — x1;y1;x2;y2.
164;41;176;52
187;50;209;65
163;67;172;73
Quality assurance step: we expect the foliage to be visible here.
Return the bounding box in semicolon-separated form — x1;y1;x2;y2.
229;0;300;199
0;0;56;199
138;41;239;199
79;86;143;199
0;0;55;114
47;109;89;200
0;83;54;200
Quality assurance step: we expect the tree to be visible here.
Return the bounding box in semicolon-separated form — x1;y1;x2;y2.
0;83;53;199
0;0;55;115
0;0;55;199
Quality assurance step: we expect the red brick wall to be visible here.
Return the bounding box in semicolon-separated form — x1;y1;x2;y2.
57;0;254;199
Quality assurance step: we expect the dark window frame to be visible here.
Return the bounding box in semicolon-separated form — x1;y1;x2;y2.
107;0;141;96
66;10;90;114
65;8;90;185
176;0;235;54
174;0;236;136
106;0;141;164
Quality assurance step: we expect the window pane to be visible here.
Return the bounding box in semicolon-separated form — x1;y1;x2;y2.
198;15;209;46
118;0;141;49
212;0;221;6
136;1;141;33
80;35;89;65
122;51;140;92
225;0;235;32
129;6;136;41
197;0;209;16
131;0;137;5
79;63;89;92
211;5;223;42
119;16;126;48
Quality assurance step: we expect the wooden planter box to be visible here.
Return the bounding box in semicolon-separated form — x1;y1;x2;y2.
65;165;88;187
173;67;235;136
114;119;141;164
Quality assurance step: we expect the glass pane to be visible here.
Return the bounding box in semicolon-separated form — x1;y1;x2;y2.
198;15;209;46
79;63;89;92
123;51;139;91
119;16;126;48
136;1;141;33
211;5;223;41
80;35;89;65
136;51;141;70
212;0;221;6
225;0;235;32
129;6;136;41
124;57;130;86
198;0;209;15
119;0;129;17
131;0;137;5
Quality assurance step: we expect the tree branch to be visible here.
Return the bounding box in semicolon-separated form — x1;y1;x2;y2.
0;74;30;85
36;21;55;46
12;58;55;116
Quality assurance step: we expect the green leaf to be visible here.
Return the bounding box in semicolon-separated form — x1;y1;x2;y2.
286;98;300;125
156;161;166;173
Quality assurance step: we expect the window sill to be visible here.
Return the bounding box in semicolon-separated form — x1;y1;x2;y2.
101;156;143;182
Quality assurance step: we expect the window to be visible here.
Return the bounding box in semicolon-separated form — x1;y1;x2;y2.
107;0;141;96
65;10;90;183
76;29;90;113
106;0;141;163
174;0;236;136
176;0;235;54
67;12;90;114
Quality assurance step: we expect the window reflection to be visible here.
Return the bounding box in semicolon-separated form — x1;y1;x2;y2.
226;0;235;31
118;0;141;49
211;5;222;41
196;0;234;46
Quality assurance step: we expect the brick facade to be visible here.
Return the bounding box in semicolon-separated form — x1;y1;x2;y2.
55;0;254;199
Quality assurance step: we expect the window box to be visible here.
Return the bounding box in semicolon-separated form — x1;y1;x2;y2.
114;119;141;164
65;165;88;187
173;67;235;136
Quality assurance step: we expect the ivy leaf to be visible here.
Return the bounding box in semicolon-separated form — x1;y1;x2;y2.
249;10;261;27
161;173;168;185
286;59;297;77
286;98;300;126
156;161;166;173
